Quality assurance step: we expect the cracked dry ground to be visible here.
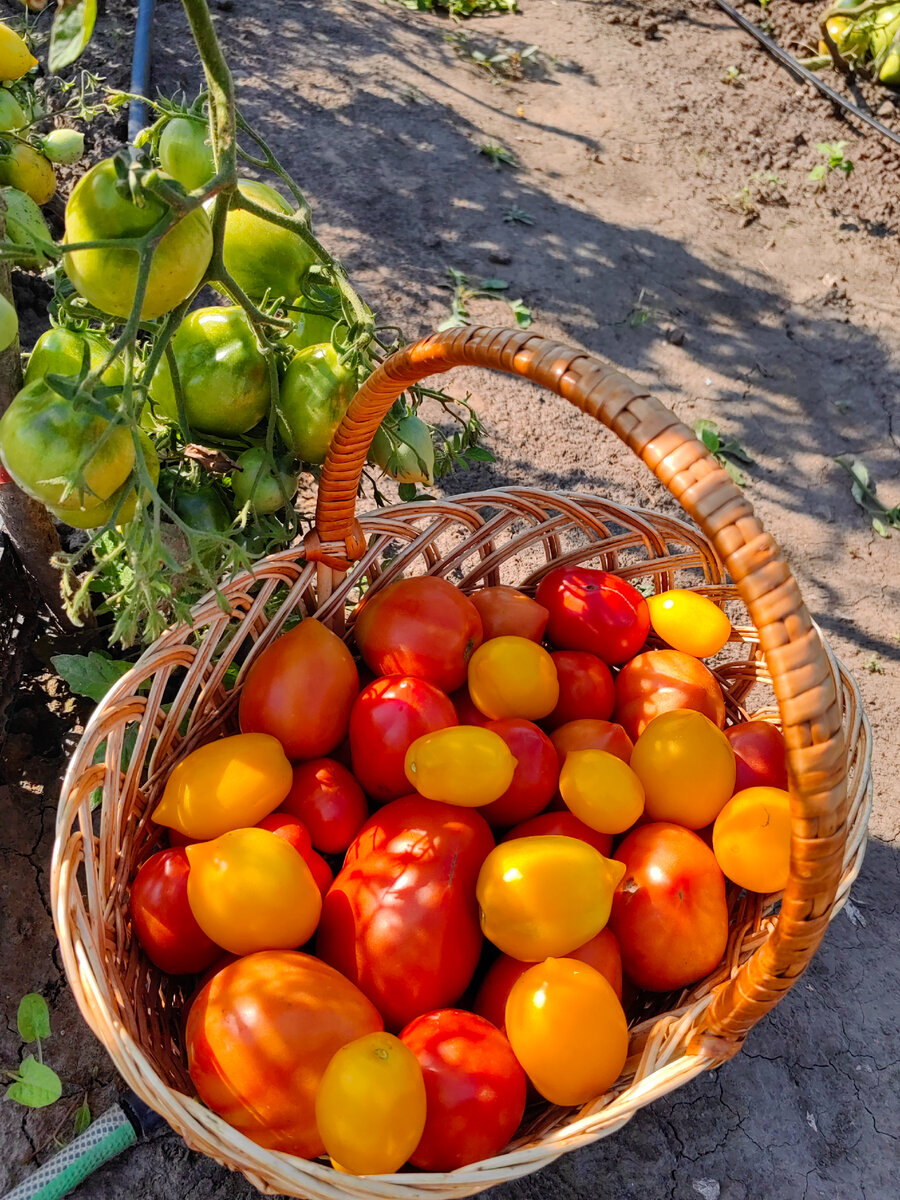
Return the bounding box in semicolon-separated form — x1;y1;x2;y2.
2;0;899;1197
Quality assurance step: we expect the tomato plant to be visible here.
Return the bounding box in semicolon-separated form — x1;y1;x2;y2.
536;566;650;665
130;848;221;976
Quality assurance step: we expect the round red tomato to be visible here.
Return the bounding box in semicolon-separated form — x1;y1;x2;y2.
280;758;368;853
349;675;457;802
478;718;559;828
469;585;549;642
610;822;728;992
502;809;613;858
614;649;726;743
544;650;615;729
449;684;492;727
353;576;483;692
549;718;634;768
726;720;789;792
130;848;222;975
256;812;332;898
400;1009;526;1170
536;566;649;665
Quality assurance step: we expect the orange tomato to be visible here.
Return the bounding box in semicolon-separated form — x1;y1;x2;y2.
646;589;731;658
630;710;735;829
469;585;549;642
467;636;559;721
614;649;726;742
713;786;791;893
549;718;633;768
558;748;645;835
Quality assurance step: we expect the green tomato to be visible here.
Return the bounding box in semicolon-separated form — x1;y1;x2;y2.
216;179;318;302
25;327;124;388
158;117;215;192
48;428;160;529
369;414;435;486
149;306;270;436
230;446;295;514
0;141;56;205
0;291;17;352
0;90;28;131
173;483;233;533
64;157;213;320
0;378;134;511
870;6;900;57
1;185;53;269
276;342;356;464
880;46;900;80
41;128;84;165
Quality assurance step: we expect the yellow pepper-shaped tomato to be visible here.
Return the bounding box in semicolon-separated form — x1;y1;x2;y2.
186;827;322;955
404;726;517;807
645;589;731;658
559;749;645;835
476;835;625;961
467;636;559;721
151;732;292;840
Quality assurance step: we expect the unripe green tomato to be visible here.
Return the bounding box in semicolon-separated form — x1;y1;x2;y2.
215;179;318;303
173;483;233;533
230;446;295;514
25;327;124;388
869;5;900;57
0;291;17;352
0;90;28;131
881;46;900;81
369;414;435;486
158;117;215;191
48;428;160;529
1;185;53;269
0;141;56;205
41;128;85;165
276;342;356;464
283;304;347;355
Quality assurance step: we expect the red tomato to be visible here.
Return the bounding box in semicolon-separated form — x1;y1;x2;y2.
503;809;613;858
317;798;494;1030
239;618;359;760
302;846;333;899
614;649;726;742
478;718;559;828
400;1010;526;1170
536;566;649;665
167;827;193;848
469;585;549;643
610;823;728;992
549;718;634;768
544;650;615;729
726;721;789;792
130;848;222;975
255;811;312;857
349;675;458;802
353;576;483;692
280;758;368;853
449;684;492;727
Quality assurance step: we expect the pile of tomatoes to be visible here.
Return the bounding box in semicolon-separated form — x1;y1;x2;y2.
131;566;791;1175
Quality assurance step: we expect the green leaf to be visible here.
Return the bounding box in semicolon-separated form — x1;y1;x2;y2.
722;458;746;487
398;482;418;501
508;298;532;328
6;1057;62;1108
466;445;496;462
699;427;720;453
479;278;509;291
872;517;890;537
17;994;51;1043
49;0;98;73
808;164;826;182
51;651;132;702
73;1101;91;1134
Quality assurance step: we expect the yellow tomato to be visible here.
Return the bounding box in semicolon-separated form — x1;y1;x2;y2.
186;827;322;955
0;25;38;81
467;636;559;721
315;1032;426;1175
404;726;517;807
630;709;735;829
151;732;292;839
713;786;791;894
0;142;55;205
558;748;644;835
476;835;625;961
505;958;628;1106
646;589;731;658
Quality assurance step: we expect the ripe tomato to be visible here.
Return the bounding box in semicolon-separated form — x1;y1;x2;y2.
158;115;215;191
549;718;633;768
469;585;549;643
405;726;517;807
0;142;55;205
0;24;38;80
614;649;726;742
24;327;124;389
280;758;368;853
630;710;735;829
239;618;359;761
610;822;729;991
315;1032;426;1175
503;810;613;858
726;720;789;792
478;718;559;827
544;650;615;729
230;446;295;515
349;675;457;802
317;798;494;1030
369;413;435;486
218;178;317;302
353;576;483;693
559;748;645;835
646;589;732;658
64;157;213;319
400;1010;526;1171
255;811;312;855
713;786;791;893
536;566;649;665
467;636;559;721
505;958;628;1106
449;683;492;727
129;848;221;976
277;342;357;464
186;950;382;1158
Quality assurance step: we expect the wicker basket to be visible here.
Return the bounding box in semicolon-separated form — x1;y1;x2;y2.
52;328;872;1199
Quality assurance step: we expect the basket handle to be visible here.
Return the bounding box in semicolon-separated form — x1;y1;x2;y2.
307;326;848;1054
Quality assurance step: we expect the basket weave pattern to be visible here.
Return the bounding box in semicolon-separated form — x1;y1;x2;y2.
52;329;872;1199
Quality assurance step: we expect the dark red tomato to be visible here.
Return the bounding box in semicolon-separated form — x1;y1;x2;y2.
167;827;193;848
349;675;457;802
503;809;613;858
544;650;615;730
255;811;312;857
535;566;650;665
130;848;221;975
302;846;333;899
449;684;492;727
469;586;549;643
478;718;559;828
610;823;728;992
239;618;359;760
400;1010;526;1170
353;576;483;692
549;718;634;768
317;798;494;1030
726;721;789;792
280;758;368;853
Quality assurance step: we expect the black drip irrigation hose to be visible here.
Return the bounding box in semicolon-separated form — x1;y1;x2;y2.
711;0;900;152
128;0;157;145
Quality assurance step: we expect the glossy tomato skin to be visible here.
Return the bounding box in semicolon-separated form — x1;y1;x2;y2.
349;675;457;802
400;1010;527;1171
544;650;615;730
353;577;483;693
317;798;494;1030
186;951;383;1158
610;823;729;992
614;649;726;743
726;721;789;792
130;848;221;976
478;719;559;828
503;810;613;858
449;684;492;727
549;718;634;773
280;758;368;853
255;811;312;856
469;586;549;643
536;566;649;665
239;618;359;761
